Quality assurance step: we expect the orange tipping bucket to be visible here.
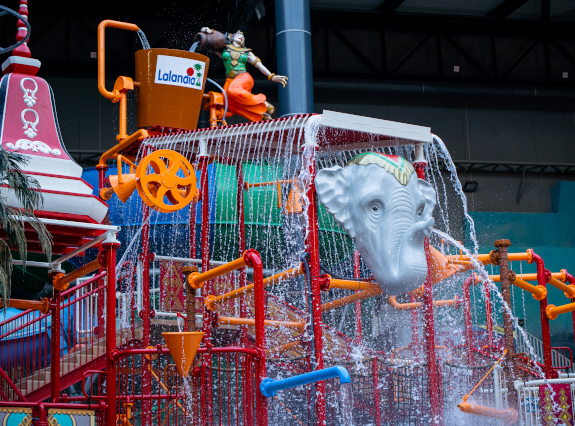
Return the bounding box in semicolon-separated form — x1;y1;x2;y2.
162;332;204;377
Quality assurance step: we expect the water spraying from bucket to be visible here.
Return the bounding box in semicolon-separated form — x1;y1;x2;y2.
137;29;150;50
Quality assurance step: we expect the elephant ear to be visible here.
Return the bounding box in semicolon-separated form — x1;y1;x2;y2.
418;177;437;219
315;166;356;238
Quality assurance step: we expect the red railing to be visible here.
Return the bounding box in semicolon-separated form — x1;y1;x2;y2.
0;271;109;400
551;346;573;370
67;346;259;426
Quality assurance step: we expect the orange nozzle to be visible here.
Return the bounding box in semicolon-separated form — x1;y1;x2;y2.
162;332;204;377
458;402;518;425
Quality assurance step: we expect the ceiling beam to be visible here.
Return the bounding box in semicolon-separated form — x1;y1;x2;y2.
487;0;530;19
309;11;575;39
378;0;406;14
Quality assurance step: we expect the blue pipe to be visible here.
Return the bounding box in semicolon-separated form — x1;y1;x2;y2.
260;366;350;398
274;0;314;116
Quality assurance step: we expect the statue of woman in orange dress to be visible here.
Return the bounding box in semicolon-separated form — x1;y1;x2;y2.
197;27;288;122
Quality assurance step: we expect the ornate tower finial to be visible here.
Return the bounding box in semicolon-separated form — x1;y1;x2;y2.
2;0;41;76
13;0;31;58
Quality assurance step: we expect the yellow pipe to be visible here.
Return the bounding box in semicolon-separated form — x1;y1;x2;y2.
476;274;547;300
546;302;575;320
328;279;380;292
321;287;383;312
266;340;302;356
52;259;101;291
487;272;564;283
218;316;305;330
445;250;532;264
98;20;139;100
388;295;460;311
188;256;246;289
511;277;547;301
0;298;50;314
205;265;303;311
98;129;149;168
458;402;518;425
548;276;575;299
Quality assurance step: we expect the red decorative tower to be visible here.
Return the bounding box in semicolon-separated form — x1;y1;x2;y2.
1;0;41;75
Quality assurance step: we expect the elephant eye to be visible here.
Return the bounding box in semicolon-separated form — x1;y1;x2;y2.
417;205;424;217
372;205;379;212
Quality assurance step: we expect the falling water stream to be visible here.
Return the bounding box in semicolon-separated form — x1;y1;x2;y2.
137;29;151;50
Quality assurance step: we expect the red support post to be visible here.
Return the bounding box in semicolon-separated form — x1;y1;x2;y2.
50;289;61;402
140;204;152;426
373;357;381;426
564;270;575;348
353;250;362;342
530;250;554;378
484;280;494;348
304;147;326;426
414;156;443;426
96;164;108;192
199;154;213;425
190;201;197;259
236;161;248;347
199;155;212;342
104;237;120;426
463;275;476;365
244;250;268;426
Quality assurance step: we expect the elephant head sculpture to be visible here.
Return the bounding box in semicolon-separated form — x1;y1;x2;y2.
315;153;436;296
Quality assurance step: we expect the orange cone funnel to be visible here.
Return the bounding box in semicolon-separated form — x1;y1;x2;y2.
109;173;137;203
162;332;204;377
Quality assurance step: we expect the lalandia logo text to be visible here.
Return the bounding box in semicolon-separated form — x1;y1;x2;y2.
154;55;205;90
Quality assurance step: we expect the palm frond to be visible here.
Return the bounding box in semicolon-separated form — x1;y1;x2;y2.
0;147;53;311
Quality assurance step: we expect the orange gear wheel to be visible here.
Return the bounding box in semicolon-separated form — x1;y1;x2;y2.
135;149;198;213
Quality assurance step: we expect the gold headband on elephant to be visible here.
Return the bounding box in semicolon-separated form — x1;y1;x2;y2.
346;152;414;186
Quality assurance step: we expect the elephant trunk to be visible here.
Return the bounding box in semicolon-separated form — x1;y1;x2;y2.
383;188;433;295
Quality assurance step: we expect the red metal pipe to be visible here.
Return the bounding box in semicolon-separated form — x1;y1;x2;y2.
50;289;61;402
236;161;248;347
530;250;554;378
244;249;267;426
199;155;213;426
112;346;259;358
304;148;326;426
0;365;26;401
353;250;362;342
96;164;107;192
190;201;196;259
373;357;381;426
463;275;476;365
484;280;494;348
104;240;119;426
564;270;575;349
140;205;152;426
200;156;212;343
414;159;443;425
